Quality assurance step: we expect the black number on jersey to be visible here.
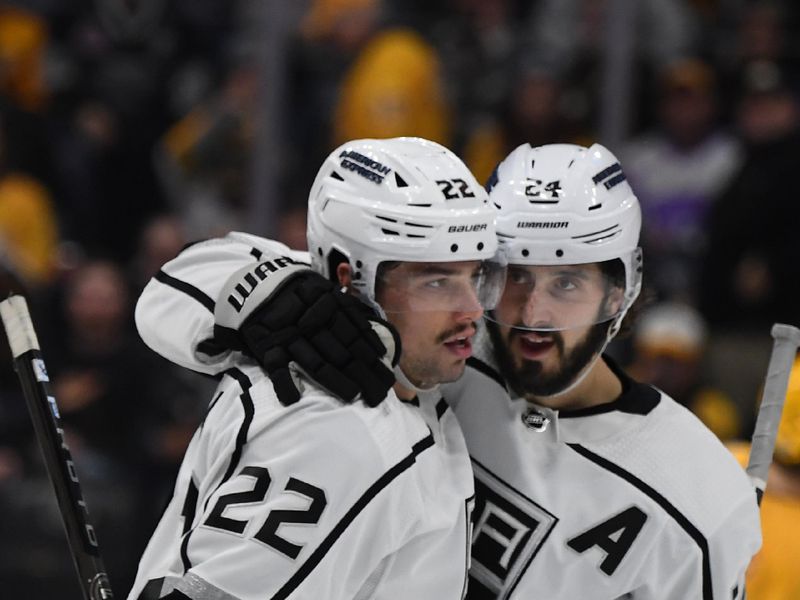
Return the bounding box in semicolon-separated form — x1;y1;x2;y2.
254;477;327;559
437;178;475;200
566;506;647;575
204;466;327;559
206;466;272;534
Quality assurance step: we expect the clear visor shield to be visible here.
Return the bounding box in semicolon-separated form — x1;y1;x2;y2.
485;262;631;332
376;257;507;314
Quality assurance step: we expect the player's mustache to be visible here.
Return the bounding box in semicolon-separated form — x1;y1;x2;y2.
435;322;478;344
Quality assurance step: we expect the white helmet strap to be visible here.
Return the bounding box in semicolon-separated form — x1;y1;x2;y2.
393;364;440;395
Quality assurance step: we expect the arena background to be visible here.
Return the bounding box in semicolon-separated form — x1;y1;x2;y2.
0;0;797;596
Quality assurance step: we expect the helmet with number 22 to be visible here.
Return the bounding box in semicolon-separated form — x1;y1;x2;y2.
307;137;506;314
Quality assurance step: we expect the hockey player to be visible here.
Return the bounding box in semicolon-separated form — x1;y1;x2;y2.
450;143;760;598
135;142;761;599
126;137;505;599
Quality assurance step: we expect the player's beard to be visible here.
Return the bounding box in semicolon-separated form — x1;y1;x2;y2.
487;318;609;398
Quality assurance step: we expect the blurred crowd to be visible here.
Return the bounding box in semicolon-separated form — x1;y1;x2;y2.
0;0;798;596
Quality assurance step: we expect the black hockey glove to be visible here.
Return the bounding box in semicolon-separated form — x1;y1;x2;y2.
214;262;398;407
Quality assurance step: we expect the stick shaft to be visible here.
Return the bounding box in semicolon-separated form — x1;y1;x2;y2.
746;323;800;504
0;295;114;600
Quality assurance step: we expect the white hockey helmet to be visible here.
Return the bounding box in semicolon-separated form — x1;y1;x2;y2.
307;137;504;313
486;142;642;336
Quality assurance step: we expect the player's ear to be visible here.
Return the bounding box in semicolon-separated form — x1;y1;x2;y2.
336;262;353;292
604;285;625;318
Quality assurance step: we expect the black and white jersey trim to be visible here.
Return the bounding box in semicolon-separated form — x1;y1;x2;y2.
271;431;436;600
179;478;199;573
181;368;255;573
559;356;661;418
155;270;215;313
153;247;322;320
201;391;224;430
217;369;255;490
567;443;713;600
436;398;449;420
460;494;476;600
137;576;166;600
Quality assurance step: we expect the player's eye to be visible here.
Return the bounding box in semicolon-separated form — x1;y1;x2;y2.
423;278;448;290
509;267;533;286
554;276;578;291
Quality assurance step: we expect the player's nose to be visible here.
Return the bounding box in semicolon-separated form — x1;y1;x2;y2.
520;288;556;328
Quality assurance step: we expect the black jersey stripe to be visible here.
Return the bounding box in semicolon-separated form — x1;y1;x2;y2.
250;247;263;260
136;577;166;600
436;398;449;420
180;478;199;537
179;238;209;253
557;356;661;418
401;396;420;407
179;477;200;572
466;356;506;390
460;494;476;600
568;443;712;600
154;269;215;313
219;369;255;485
200;391;224;430
182;368;255;573
271;431;436;600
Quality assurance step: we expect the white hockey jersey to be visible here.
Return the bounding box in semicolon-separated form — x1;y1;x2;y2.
135;232;761;599
129;234;473;600
446;328;761;600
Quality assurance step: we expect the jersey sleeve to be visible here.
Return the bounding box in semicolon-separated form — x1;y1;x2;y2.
633;489;761;599
705;491;761;600
134;232;310;375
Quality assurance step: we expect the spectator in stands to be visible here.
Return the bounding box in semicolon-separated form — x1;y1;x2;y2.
620;58;742;303
701;60;800;330
40;258;211;592
520;0;699;135
327;0;451;146
462;65;589;185
628;301;743;440
431;0;525;148
699;59;800;425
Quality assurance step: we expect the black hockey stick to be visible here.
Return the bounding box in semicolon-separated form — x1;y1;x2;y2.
0;295;114;599
746;323;800;505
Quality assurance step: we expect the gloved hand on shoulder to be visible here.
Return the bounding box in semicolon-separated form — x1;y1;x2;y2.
214;261;398;407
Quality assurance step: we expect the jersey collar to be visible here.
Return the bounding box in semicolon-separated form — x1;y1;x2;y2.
556;355;661;419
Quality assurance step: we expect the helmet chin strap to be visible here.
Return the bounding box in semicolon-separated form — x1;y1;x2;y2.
394;364;440;395
364;293;440;396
